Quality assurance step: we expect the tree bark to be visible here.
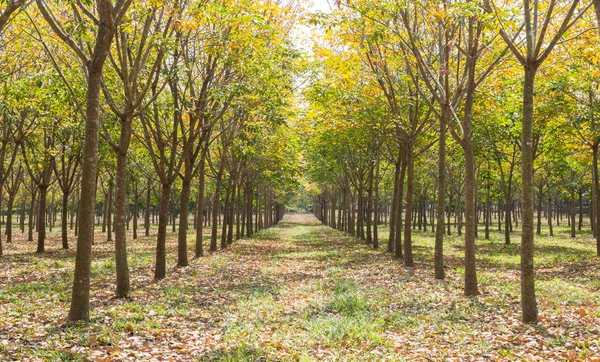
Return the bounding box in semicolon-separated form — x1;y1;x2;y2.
520;65;538;324
435;106;448;279
6;193;15;244
403;149;414;267
570;191;576;238
548;197;553;236
61;191;69;249
114;151;130;297
195;157;206;257
463;119;479;295
36;186;47;253
211;160;225;251
366;165;374;245
154;183;171;280
395;161;406;260
177;175;191;267
107;182;113;242
20;199;25;234
236;184;241;240
593;146;600;256
69;58;113;321
246;187;253;237
221;178;232;249
145;178;151;237
505;192;511;245
227;181;236;245
133;188;138;240
577;191;583;231
373;160;380;249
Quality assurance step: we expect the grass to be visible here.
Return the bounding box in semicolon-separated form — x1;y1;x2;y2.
0;214;599;361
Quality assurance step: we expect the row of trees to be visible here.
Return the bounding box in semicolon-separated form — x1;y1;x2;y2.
0;0;301;321
302;0;599;324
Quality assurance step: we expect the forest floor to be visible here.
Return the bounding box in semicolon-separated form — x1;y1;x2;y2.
0;213;599;361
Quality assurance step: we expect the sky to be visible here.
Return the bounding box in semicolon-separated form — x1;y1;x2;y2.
292;0;333;52
309;0;333;12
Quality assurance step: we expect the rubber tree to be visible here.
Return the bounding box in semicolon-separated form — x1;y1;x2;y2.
101;3;174;296
485;0;588;324
36;0;134;321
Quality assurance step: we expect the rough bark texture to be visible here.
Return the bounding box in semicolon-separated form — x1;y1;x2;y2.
177;176;191;267
463;116;479;296
154;183;171;280
69;62;109;321
434;108;447;279
114;151;130;297
145;179;151;237
36;186;47;253
366;166;374;245
395;161;406;260
403;150;414;267
107;182;113;242
211;161;225;251
520;65;538;324
195;158;206;257
61;193;69;249
133;190;138;240
594;147;600;256
462;50;479;296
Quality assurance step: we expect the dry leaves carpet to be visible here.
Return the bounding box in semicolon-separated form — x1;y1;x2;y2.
0;213;599;361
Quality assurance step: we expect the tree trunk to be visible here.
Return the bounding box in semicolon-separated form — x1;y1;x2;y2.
145;178;151;237
520;65;538;324
114;151;130;297
221;178;232;249
548;197;553;236
240;188;246;238
20;199;25;234
133;190;139;240
70;193;75;230
395;161;406;260
36;186;47;253
69;59;113;321
357;186;364;239
366;166;374;245
154;183;171;280
211;160;225;251
0;188;3;256
403;149;414;267
435;106;448;279
177;175;191;267
593;146;600;256
256;192;262;231
485;173;491;240
107;182;113;242
578;191;583;231
590;185;595;233
6;193;15;244
373;160;380;249
505;193;511;245
236;185;241;240
61;192;69;249
171;194;177;233
227;181;236;245
246;187;253;237
570;191;576;238
102;193;107;233
536;187;543;236
463;116;479;296
349;191;355;236
195;157;206;257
